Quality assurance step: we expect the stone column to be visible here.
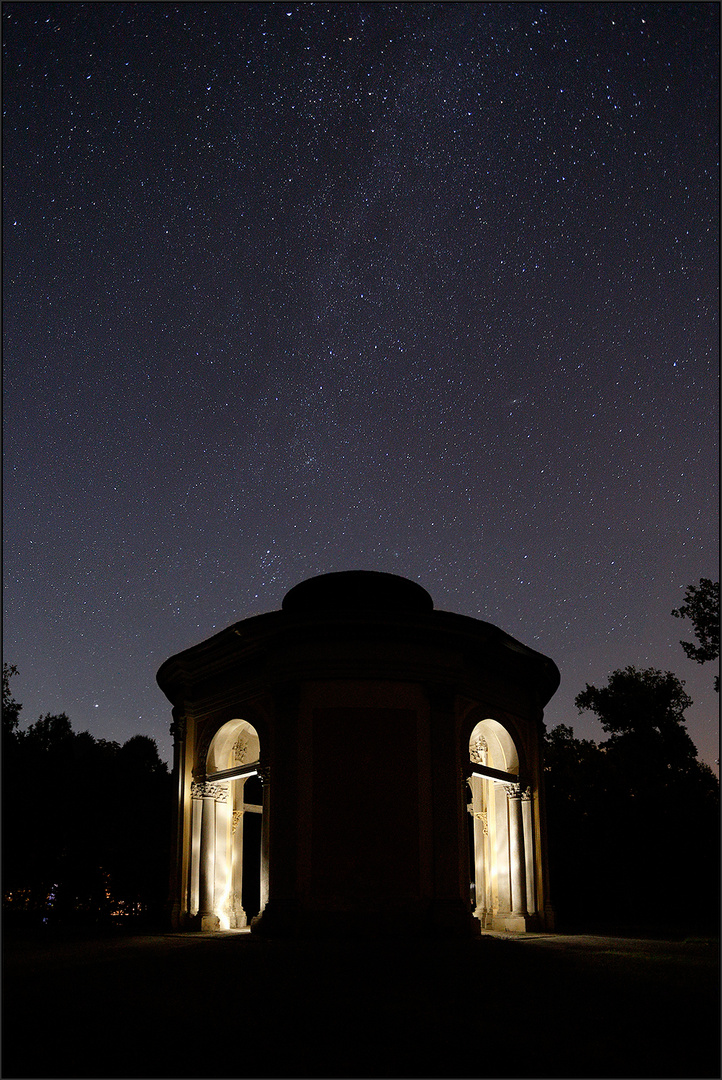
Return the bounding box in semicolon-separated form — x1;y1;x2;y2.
521;787;536;917
229;801;247;928
258;765;271;915
505;783;527;922
189;781;202;916
197;781;222;931
469;736;489;926
213;783;230;926
468;778;488;925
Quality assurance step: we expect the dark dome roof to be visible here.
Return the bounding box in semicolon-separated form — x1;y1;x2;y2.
282;571;434;614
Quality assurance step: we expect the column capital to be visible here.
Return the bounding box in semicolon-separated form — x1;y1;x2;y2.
191;780;228;801
504;782;523;799
170;711;187;743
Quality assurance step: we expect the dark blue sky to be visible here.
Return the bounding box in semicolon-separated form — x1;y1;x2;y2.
3;3;718;767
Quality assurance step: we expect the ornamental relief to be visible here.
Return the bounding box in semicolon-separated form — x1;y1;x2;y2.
233;734;249;764
470;735;488;764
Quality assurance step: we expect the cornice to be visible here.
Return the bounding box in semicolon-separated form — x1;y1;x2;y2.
156;606;560;710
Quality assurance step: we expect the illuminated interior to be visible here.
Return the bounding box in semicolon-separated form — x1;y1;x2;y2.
468;718;536;931
186;712;541;932
189;718;263;930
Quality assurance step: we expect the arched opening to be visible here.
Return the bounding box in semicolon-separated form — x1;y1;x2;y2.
190;719;263;930
468;719;534;931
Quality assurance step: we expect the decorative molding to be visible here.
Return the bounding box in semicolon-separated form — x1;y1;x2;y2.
521;787;533;802
504;782;523;799
232;810;243;833
191;781;228;801
470;735;488;764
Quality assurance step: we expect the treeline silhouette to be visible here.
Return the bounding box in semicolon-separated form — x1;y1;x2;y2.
544;665;719;934
545;580;719;933
3;666;172;931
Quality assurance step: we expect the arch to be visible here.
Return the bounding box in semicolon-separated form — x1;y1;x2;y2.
467;718;532;931
190;718;264;930
207;718;260;774
470;717;519;775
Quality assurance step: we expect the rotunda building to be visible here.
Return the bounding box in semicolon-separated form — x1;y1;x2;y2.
157;571;560;937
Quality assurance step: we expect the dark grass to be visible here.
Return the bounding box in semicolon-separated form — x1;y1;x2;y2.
3;927;719;1078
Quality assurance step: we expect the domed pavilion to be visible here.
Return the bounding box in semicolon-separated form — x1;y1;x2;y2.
157;571;560;937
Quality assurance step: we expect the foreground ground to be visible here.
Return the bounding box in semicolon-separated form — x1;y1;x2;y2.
3;927;719;1078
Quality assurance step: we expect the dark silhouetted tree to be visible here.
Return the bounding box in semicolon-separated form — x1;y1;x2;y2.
563;666;720;930
2;663;22;738
110;734;173;917
3;666;26;910
575;666;699;791
3;669;172;929
543;724;612;926
672;578;720;690
25;710;75;752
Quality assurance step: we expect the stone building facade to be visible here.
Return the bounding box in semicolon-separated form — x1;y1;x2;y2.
156;571;560;937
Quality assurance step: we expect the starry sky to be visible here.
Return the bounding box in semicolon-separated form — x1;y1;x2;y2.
3;2;719;769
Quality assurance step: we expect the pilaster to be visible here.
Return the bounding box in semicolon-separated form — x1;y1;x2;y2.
427;685;479;937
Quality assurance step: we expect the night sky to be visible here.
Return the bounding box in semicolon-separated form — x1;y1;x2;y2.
4;3;719;769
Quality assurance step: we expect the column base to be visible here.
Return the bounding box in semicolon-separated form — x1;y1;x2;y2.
491;912;529;932
192;912;221;931
474;907;494;929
